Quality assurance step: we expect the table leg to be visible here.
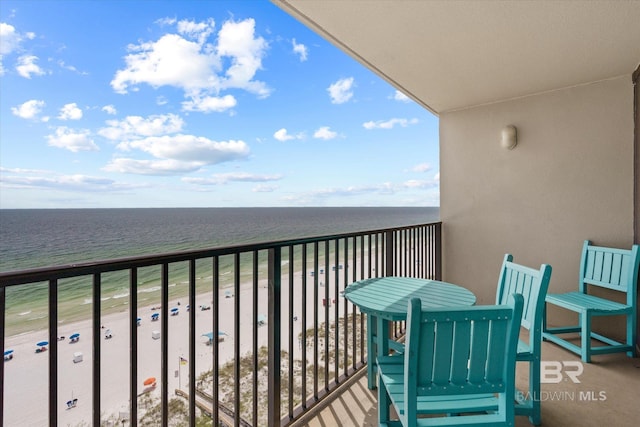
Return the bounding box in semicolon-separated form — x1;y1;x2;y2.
366;314;376;389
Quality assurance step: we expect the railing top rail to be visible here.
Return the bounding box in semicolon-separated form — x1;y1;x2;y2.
0;221;441;286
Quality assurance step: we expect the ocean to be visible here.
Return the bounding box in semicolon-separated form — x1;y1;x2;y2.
0;207;439;335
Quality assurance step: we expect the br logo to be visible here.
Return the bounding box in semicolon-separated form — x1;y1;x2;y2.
540;361;583;383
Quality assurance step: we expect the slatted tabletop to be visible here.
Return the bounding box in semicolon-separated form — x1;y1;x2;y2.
344;276;476;320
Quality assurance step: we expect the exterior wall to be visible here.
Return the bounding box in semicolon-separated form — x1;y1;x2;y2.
440;76;635;337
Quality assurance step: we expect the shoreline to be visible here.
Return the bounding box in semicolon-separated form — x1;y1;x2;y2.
3;267;348;426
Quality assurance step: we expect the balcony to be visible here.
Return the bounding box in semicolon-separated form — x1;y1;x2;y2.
1;222;440;426
293;332;639;427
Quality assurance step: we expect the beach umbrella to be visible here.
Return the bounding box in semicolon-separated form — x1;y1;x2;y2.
171;307;179;312
143;377;156;386
36;341;48;347
4;349;13;355
69;333;80;339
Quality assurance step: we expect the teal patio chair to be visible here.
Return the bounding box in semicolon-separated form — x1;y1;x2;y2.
377;294;524;427
543;240;640;362
494;255;552;425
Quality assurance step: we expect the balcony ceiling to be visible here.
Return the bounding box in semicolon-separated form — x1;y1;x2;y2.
273;0;640;115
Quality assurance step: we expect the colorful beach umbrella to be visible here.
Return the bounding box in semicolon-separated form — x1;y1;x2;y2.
143;377;156;386
36;341;48;347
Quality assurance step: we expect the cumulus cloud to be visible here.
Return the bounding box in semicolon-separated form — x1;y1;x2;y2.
16;54;45;78
273;128;303;142
58;103;83;120
327;77;354;104
182;94;237;113
102;105;117;115
11;99;45;120
46;127;99;152
116;135;249;163
0;23;22;55
98;113;248;175
99;114;184;141
111;17;270;110
292;38;307;61
103;158;204;175
1;22;36;76
183;172;282;185
393;90;410;102
363;117;419;130
313;126;337;140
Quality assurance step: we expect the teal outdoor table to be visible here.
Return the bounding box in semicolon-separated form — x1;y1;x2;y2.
344;276;476;389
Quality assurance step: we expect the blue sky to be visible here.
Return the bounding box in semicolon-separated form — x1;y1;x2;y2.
0;1;439;209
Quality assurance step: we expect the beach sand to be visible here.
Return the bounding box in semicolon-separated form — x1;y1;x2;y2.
3;269;347;426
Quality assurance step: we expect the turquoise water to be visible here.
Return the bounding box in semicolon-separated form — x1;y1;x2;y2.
1;207;439;334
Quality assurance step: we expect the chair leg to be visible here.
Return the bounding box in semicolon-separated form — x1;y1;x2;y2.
581;312;591;363
530;358;541;426
377;380;390;424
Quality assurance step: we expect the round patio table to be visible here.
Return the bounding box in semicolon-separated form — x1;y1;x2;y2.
344;276;476;388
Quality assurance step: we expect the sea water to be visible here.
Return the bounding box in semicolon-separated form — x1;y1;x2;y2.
1;207;439;335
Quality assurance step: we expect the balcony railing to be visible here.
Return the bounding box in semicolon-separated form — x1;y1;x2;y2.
0;222;441;427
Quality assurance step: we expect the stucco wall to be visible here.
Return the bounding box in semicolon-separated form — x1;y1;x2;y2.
439;76;635;337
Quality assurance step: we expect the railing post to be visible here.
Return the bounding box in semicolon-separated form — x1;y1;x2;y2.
268;247;282;426
385;230;395;276
435;223;442;280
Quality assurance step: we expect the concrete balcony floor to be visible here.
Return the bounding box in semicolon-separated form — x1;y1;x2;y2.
292;336;640;427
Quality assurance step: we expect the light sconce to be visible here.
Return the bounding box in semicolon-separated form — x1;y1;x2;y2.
501;125;518;150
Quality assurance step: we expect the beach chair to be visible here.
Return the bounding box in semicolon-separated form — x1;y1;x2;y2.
377;294;524;427
543;240;640;362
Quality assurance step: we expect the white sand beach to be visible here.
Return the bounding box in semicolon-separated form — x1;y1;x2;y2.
3;270;347;426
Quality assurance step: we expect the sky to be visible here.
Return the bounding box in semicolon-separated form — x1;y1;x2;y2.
0;1;439;209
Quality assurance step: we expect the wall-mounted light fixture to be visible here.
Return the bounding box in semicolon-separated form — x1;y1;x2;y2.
501;125;517;150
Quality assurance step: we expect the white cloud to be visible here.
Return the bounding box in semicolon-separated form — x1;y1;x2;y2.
111;33;219;94
99;114;185;141
58;103;83;120
328;77;354;104
273;128;301;142
393;90;410;102
176;18;215;45
411;163;431;173
183;172;282;185
0;23;22;55
403;179;438;189
46;127;99;152
116;135;250;165
182;94;237;113
11;99;45;120
313;126;337;140
292;38;307;61
102;105;117;115
103;158;203;175
111;17;270;108
253;184;278;192
16;54;45;78
0;168;140;192
363;117;419;130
